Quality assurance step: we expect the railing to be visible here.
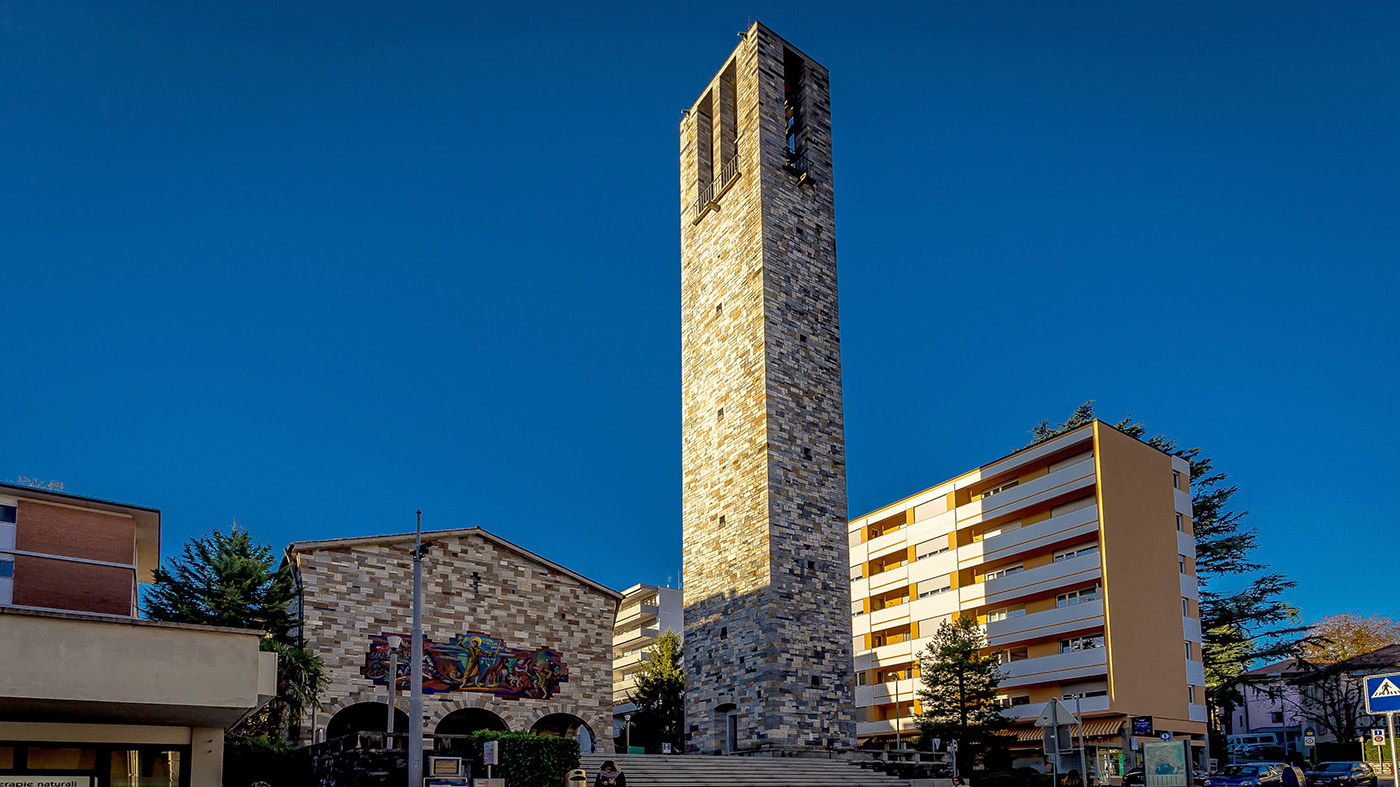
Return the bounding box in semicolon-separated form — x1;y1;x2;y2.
691;156;741;222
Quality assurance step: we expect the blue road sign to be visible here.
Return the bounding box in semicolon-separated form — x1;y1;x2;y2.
1364;673;1400;715
1305;727;1315;738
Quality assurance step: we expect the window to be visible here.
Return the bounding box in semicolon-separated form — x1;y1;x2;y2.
0;504;15;524
717;407;724;420
918;578;952;598
856;672;868;686
1185;641;1193;659
1179;555;1187;574
1059;634;1104;652
915;541;949;561
981;520;1021;540
1182;597;1190;617
718;515;726;526
802;447;813;460
988;604;1026;622
1173;470;1181;489
1054;543;1099;563
851;564;864;580
720;626;727;639
985;564;1024;581
979;479;1020;500
996;694;1032;708
1056;587;1099;608
810;675;821;688
1176;513;1183;532
1189;686;1196;704
1001;647;1029;663
1270;711;1283;724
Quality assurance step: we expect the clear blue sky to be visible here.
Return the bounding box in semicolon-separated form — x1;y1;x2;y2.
3;2;1396;627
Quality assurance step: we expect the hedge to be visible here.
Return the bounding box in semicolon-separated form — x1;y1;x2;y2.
460;730;581;787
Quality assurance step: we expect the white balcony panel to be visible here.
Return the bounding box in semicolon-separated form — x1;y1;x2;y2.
984;552;1102;607
869;565;909;594
1000;695;1111;721
958;541;985;566
1186;660;1206;687
857;718;918;737
867;527;911;558
860;678;920;707
1183;616;1202;642
959;458;1098;526
871;642;919;666
958;582;986;607
982;505;1100;566
1180;573;1199;600
1000;647;1108;689
908;551;958;585
850;541;869;565
1189;704;1209;723
908;510;957;542
1174;488;1193;517
613;626;659;649
851;577;870;599
961;428;1096;494
614;604;659;627
1177;531;1196;560
854;652;875;671
907;593;959;626
986;598;1104;648
870;603;912;629
868;536;911;563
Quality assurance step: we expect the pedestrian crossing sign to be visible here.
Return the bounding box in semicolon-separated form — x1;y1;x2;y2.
1365;673;1400;715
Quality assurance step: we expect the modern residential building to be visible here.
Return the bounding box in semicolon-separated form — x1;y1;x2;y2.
287;526;622;753
680;22;855;754
0;481;277;786
613;583;684;705
848;421;1206;776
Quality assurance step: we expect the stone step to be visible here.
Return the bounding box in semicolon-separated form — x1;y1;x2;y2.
577;754;910;787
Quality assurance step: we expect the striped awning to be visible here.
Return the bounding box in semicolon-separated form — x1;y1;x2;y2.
1012;718;1126;742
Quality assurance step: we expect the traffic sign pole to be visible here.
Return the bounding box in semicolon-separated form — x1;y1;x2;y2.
1387;712;1398;785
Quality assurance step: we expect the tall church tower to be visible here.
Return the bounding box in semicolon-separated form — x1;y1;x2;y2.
680;23;853;754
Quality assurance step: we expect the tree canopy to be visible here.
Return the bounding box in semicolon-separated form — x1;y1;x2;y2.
143;523;326;740
625;629;684;753
1302;613;1400;663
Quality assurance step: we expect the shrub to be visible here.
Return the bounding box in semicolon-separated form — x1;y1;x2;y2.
463;731;580;787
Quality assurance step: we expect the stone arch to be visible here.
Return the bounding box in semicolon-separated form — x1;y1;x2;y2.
426;692;531;733
326;701;408;739
436;707;510;737
529;709;597;754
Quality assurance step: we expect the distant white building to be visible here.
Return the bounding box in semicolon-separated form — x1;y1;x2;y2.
612;583;682;740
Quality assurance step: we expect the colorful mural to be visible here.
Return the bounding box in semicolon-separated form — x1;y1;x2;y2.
362;632;568;700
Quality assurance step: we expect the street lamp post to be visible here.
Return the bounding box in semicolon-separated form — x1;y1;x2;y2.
408;510;425;787
624;714;632;752
385;634;403;735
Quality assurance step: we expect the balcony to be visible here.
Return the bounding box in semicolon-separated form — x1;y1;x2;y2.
1174;488;1193;517
1176;530;1196;560
613;649;647;671
866;527;910;560
1189;704;1208;723
869;602;911;629
981;505;1100;566
1183;616;1202;642
614;626;659;650
0;607;276;728
870;641;919;666
869;564;909;594
959;456;1097;526
615;602;660;628
1000;646;1107;689
857;717;918;737
986;598;1104;648
1186;660;1205;687
1000;694;1111;720
1179;573;1199;600
983;551;1102;608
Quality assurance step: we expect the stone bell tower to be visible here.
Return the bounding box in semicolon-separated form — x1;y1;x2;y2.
679;22;854;754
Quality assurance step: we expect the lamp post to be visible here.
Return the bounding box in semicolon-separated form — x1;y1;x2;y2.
385;634;403;736
408;510;425;787
624;714;632;752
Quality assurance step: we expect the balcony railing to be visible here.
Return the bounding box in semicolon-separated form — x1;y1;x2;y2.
985;598;1104;648
691;156;741;222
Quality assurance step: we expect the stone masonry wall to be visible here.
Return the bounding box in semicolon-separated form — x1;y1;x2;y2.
294;530;618;750
680;22;854;754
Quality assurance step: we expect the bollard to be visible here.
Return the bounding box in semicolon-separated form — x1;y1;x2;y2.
566;768;587;787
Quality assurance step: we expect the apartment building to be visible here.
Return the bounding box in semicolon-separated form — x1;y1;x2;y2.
613;584;683;712
849;421;1206;776
0;481;276;786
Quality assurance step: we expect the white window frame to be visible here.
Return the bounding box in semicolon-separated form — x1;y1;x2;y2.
1053;542;1099;563
985;563;1024;581
1056;586;1099;608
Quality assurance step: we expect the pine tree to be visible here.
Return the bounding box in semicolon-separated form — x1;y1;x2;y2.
915;617;1011;775
625;629;684;753
143;523;326;740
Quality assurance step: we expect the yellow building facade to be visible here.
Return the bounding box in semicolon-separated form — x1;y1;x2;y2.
849;421;1207;773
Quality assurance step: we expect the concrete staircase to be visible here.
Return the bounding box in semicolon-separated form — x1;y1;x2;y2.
578;753;911;787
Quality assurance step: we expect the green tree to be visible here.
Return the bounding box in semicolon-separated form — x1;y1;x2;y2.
1025;402;1304;733
143;524;327;740
625;629;684;753
915;617;1010;775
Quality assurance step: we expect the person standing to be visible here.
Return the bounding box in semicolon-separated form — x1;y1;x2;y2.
595;760;627;787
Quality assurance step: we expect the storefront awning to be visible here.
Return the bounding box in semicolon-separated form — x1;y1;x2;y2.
1011;718;1126;742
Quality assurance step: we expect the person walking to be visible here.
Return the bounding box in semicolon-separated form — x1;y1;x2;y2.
1062;768;1085;787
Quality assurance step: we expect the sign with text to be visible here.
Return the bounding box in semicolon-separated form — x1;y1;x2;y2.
0;779;93;787
1143;739;1192;787
1364;673;1400;715
1132;716;1155;736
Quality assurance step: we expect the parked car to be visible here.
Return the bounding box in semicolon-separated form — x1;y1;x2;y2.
1124;768;1145;787
1237;746;1309;768
1203;763;1290;787
1304;762;1378;787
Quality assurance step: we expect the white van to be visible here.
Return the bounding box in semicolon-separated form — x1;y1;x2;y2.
1227;733;1279;752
